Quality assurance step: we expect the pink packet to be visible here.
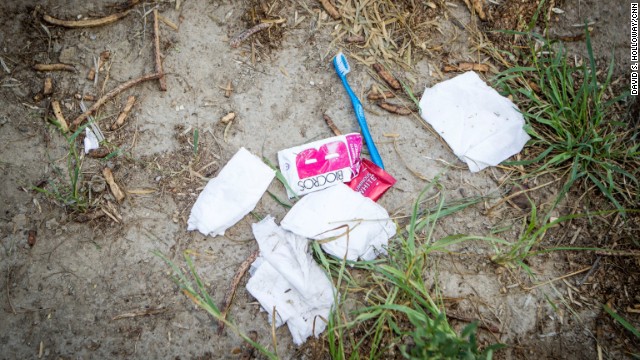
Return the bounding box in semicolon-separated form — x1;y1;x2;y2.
278;133;362;198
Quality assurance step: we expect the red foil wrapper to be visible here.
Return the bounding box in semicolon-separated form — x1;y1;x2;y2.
348;158;396;201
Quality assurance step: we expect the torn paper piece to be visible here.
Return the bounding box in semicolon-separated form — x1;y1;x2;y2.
246;216;334;345
419;71;530;172
281;183;396;261
187;147;275;237
83;127;100;154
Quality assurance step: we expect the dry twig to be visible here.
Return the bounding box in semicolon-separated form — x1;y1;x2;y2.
318;0;341;20
367;89;396;100
323;113;342;136
34;63;75;72
50;100;69;132
103;167;126;203
158;14;179;31
230;23;272;48
74;93;96;101
220;112;236;124
87;50;111;81
71;72;161;128
112;307;167;320
111;95;136;130
377;101;412;115
153;10;167;91
217;250;259;335
463;0;486;21
372;63;401;90
43;11;130;28
88;148;110;158
443;62;489;73
43;78;53;95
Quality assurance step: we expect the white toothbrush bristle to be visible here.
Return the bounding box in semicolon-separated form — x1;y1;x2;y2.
333;53;351;75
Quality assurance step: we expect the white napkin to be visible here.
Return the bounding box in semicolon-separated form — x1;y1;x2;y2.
246;216;334;345
281;183;396;261
187;147;275;236
419;71;530;172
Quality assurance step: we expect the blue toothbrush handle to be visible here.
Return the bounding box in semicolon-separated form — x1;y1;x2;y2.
342;81;385;169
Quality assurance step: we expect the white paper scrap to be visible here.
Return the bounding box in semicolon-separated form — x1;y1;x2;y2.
83;127;100;154
187;147;275;237
281;183;396;261
246;216;335;345
419;71;530;172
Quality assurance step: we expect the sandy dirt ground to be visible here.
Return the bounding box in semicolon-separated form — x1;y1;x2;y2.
0;0;637;359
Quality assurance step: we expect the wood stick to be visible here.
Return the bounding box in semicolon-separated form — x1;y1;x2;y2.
323;113;342;136
43;77;53;95
220;112;236;124
88;148;110;158
462;0;486;21
34;63;75;72
367;90;395;100
153;10;167;91
318;0;341;20
111;95;136;130
345;35;365;43
71;72;161;128
87;50;111;81
217;250;259;335
158;14;179;31
112;307;167;320
443;62;489;73
50;100;69;132
377;101;412;115
74;93;96;101
43;10;130;28
230;23;271;48
372;63;401;90
102;167;126;203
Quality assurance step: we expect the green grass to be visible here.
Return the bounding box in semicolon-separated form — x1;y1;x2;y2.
603;304;640;340
157;180;506;359
33;121;93;212
154;251;278;359
494;28;639;211
313;182;507;359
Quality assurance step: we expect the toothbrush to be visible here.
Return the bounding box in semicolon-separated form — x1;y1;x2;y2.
332;52;385;169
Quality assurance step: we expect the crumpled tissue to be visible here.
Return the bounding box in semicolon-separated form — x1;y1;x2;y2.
246;216;335;345
187;147;275;236
419;71;530;172
281;183;396;261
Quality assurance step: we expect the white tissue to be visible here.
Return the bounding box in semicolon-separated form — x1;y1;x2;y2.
187;147;275;236
281;183;396;261
84;127;100;154
419;71;530;172
246;216;335;345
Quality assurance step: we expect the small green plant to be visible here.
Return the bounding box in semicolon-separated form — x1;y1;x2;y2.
315;182;506;359
495;29;639;210
33;123;91;212
154;251;278;359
